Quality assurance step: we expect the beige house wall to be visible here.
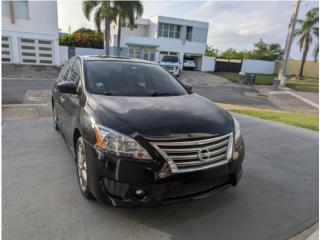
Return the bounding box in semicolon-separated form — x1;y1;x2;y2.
275;60;319;78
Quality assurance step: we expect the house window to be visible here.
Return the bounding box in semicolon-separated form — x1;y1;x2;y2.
2;36;12;63
2;1;29;20
158;23;181;39
186;26;193;41
143;48;156;61
19;38;54;65
129;46;141;59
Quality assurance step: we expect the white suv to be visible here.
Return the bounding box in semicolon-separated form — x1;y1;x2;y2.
159;55;180;77
183;58;196;70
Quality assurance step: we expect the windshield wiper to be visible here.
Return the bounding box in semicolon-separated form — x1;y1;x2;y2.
103;91;112;96
149;92;177;97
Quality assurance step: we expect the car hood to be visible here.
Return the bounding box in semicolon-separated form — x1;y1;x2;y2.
88;93;234;139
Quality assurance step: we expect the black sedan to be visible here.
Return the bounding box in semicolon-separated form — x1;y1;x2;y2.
52;56;245;208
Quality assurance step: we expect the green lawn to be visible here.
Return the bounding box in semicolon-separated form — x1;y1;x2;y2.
212;72;275;85
286;77;319;92
230;109;319;131
212;72;319;92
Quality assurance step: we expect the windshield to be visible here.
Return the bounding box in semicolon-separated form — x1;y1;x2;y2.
162;56;179;63
84;61;188;97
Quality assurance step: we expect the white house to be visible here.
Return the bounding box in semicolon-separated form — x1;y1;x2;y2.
110;16;209;70
2;1;59;65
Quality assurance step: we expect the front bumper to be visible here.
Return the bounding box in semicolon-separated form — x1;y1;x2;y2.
167;69;180;76
84;138;245;208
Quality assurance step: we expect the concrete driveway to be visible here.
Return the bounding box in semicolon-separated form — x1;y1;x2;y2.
3;115;318;240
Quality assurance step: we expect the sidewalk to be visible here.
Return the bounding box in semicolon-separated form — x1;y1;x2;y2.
255;85;318;114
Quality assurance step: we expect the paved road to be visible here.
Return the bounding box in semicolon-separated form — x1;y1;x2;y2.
2;72;275;109
180;71;276;109
3;115;318;240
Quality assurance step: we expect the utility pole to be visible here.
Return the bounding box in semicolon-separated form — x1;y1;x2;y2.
276;0;301;88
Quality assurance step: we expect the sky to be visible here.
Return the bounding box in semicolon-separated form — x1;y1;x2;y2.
58;0;319;60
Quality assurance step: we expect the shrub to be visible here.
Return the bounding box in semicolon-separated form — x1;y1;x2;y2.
59;30;103;49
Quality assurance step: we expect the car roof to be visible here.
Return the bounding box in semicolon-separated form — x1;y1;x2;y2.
79;55;157;65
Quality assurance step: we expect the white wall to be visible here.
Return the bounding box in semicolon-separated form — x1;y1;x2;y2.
59;46;68;65
75;47;104;56
241;59;276;74
125;36;206;54
2;1;59;65
201;56;215;71
2;1;58;36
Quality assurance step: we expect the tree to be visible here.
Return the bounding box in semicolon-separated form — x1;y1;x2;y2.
313;26;319;61
209;39;283;60
205;45;219;57
294;7;319;78
82;1;117;55
73;27;95;34
251;39;283;61
114;1;143;56
59;29;103;49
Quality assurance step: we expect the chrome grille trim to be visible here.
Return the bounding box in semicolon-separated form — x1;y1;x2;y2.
170;146;228;160
161;139;229;153
151;133;233;173
152;133;230;146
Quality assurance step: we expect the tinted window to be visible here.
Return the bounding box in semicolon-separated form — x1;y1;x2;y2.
162;56;178;63
68;60;81;82
84;61;188;97
60;60;72;81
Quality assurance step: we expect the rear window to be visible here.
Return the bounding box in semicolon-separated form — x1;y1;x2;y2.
84;61;188;97
162;56;179;63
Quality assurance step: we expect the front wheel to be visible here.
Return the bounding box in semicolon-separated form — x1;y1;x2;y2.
76;137;94;199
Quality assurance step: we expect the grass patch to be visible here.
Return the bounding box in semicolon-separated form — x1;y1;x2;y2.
230;109;319;131
212;72;275;85
286;77;319;92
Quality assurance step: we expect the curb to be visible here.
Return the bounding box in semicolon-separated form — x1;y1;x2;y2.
2;103;51;108
3;77;56;81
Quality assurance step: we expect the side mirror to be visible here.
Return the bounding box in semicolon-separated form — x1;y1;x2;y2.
183;83;193;93
57;81;77;94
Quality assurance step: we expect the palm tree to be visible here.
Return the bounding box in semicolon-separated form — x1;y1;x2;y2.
82;1;117;55
294;7;319;79
114;1;143;56
313;26;319;61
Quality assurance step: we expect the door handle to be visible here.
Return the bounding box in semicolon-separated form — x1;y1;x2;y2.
60;96;65;103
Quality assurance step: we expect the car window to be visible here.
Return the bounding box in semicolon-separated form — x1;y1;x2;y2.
60;60;73;81
84;61;188;97
58;61;69;80
68;59;81;83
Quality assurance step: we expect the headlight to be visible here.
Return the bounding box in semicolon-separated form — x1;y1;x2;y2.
94;125;152;160
233;117;241;143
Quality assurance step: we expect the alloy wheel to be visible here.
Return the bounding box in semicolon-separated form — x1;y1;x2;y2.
77;141;88;192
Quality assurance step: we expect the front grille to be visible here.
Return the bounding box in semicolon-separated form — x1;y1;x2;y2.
151;133;233;173
163;176;230;200
103;178;129;199
164;65;174;70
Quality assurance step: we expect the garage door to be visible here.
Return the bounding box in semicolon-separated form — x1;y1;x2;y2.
19;38;54;65
2;36;12;63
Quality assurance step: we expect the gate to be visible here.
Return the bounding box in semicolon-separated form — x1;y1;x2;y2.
215;59;242;72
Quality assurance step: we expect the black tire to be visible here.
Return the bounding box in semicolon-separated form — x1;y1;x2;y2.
52;103;59;131
75;137;94;199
